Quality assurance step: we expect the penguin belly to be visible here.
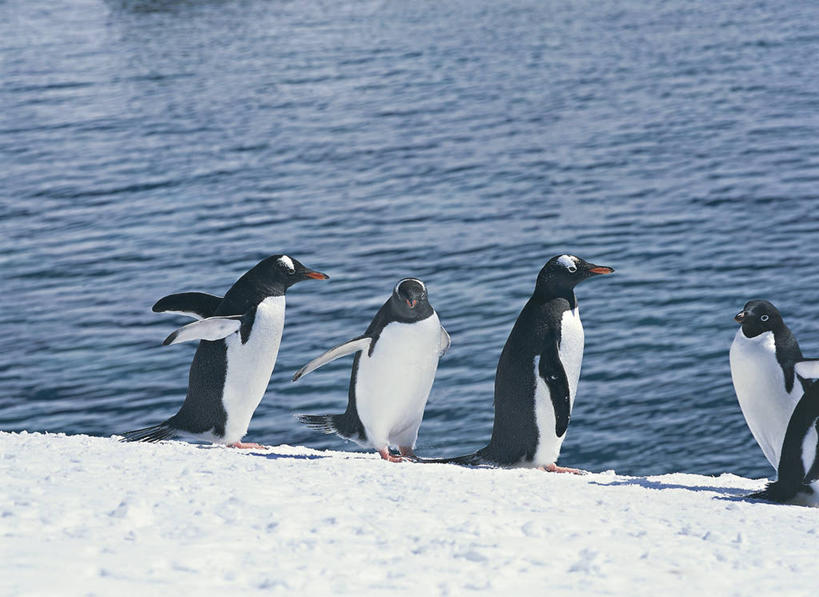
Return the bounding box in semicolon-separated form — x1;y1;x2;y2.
220;296;285;444
532;308;584;466
355;313;442;449
729;329;801;469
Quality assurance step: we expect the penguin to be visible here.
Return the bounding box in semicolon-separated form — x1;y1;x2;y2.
747;380;819;504
121;254;328;448
729;300;819;470
293;278;450;462
428;254;613;472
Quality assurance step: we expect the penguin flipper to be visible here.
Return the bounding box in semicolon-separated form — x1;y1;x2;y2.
439;325;451;356
163;314;244;345
795;359;819;379
152;292;223;320
538;338;571;438
292;336;372;381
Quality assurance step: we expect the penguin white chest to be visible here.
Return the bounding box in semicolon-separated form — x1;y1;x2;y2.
220;296;285;443
729;329;801;469
532;307;585;466
355;313;442;449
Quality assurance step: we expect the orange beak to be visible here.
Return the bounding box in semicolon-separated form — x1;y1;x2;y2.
304;271;329;280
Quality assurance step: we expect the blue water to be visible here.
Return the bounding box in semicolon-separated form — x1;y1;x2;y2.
2;0;818;478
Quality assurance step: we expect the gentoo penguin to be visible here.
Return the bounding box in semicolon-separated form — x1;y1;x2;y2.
122;254;328;448
429;254;613;472
729;300;819;470
748;380;819;504
293;278;450;462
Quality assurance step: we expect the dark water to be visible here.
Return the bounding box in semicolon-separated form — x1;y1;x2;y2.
2;0;818;478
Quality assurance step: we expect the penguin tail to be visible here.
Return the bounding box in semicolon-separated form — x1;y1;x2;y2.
296;414;344;436
296;413;368;445
120;422;176;443
417;452;487;466
745;480;811;503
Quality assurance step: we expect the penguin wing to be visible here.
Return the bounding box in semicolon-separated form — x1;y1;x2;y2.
292;336;372;381
152;292;223;320
538;338;571;437
439;325;451;356
795;359;819;379
162;314;244;346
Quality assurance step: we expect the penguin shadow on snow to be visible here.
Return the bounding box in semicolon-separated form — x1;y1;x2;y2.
188;443;330;461
245;451;328;462
588;478;751;497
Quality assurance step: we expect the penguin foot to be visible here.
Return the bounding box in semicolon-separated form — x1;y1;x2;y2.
399;446;418;461
378;448;403;463
538;463;586;475
227;442;268;450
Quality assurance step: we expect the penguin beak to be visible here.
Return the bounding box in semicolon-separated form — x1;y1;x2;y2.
303;270;329;280
734;311;745;323
587;264;614;275
406;298;418;308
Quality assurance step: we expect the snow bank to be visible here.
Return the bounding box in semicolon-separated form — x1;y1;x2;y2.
1;432;815;595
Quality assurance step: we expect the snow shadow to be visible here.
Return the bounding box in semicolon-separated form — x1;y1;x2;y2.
589;478;749;497
247;452;328;461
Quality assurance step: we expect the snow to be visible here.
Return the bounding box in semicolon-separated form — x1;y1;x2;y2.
1;432;816;596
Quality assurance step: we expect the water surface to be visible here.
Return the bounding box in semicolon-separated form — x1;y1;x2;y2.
2;0;819;477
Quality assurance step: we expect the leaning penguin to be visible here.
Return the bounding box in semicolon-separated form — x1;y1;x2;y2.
729;300;819;470
293;278;450;462
121;254;328;448
729;299;819;503
428;255;613;472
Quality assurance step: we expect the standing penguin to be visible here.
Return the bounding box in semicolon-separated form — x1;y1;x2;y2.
293;278;450;462
431;254;613;471
748;380;819;504
729;300;819;470
122;254;328;448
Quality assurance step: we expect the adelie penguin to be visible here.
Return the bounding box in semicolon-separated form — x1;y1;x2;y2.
430;255;613;472
121;255;328;448
729;300;819;471
729;300;819;503
293;278;450;462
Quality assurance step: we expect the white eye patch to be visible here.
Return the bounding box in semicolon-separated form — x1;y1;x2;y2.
557;254;576;270
760;314;769;322
395;278;425;294
278;255;295;273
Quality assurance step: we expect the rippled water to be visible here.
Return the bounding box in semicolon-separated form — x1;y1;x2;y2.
2;0;818;477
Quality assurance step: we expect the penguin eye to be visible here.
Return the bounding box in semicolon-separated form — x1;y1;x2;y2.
567;265;577;273
760;314;769;322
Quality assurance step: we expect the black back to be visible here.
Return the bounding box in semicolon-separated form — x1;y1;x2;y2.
330;278;436;442
478;296;571;464
738;300;808;394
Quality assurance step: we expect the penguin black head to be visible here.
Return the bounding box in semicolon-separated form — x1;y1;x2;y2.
391;278;433;319
251;254;329;294
735;300;785;338
535;254;614;298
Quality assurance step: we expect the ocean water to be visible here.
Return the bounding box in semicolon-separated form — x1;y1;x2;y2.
2;0;818;478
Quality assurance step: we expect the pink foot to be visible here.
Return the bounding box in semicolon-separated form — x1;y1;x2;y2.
538;463;586;475
378;448;403;463
399;446;417;459
227;441;267;450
